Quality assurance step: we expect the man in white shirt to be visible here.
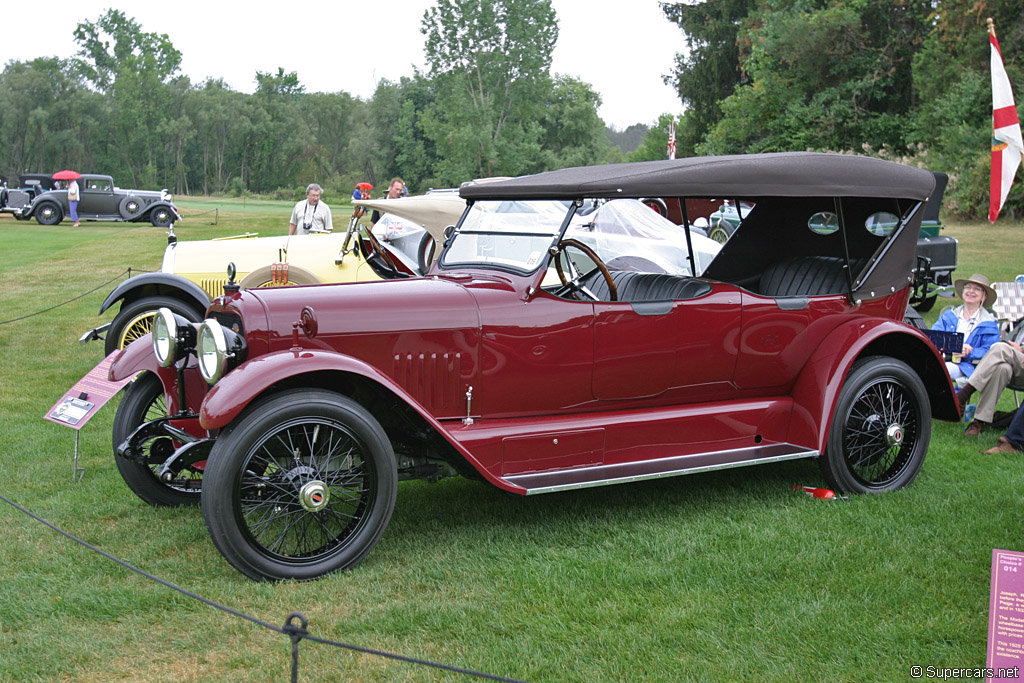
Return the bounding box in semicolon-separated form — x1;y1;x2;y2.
288;183;333;235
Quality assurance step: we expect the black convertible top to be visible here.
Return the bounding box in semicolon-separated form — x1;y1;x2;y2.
460;152;936;201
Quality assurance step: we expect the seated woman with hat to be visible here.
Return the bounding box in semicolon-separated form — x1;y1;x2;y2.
932;273;1000;386
930;273;1006;436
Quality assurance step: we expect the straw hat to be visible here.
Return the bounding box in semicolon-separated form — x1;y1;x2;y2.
954;273;997;308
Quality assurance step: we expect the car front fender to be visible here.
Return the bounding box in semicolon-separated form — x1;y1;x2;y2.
198;348;524;494
109;334;207;415
201;349;427;430
140;201;182;221
787;319;956;452
99;272;211;315
109;334;161;381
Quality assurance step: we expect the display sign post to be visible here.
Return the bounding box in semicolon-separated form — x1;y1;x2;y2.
43;352;135;481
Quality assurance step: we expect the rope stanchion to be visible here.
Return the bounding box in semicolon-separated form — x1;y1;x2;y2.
284;612;308;683
0;269;134;325
0;490;531;683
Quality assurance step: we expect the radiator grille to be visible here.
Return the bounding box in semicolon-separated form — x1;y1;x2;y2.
198;279;227;299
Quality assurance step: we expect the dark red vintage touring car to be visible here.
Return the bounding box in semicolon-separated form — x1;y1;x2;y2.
101;152;958;581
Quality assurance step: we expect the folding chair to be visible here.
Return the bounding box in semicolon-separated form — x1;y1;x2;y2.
991;280;1024;407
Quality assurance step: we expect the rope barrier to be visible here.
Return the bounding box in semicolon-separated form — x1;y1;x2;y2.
0;270;137;325
0;490;530;683
181;207;218;223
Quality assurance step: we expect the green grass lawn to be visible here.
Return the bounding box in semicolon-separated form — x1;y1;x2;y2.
1;206;1023;682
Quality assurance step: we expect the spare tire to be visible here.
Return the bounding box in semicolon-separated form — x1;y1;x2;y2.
904;305;926;330
119;195;145;219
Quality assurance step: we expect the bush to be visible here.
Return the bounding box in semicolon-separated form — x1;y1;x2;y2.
228;177;246;197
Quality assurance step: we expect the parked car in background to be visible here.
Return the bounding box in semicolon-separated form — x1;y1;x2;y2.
88;152;957;581
82;192;466;353
0;173;58;217
909;172;957;311
706;171;956;311
18;173;181;227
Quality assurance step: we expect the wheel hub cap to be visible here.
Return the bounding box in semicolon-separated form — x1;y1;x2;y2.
886;423;904;447
299;480;330;512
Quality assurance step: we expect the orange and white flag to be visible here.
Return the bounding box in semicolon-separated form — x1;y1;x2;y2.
990;19;1023;223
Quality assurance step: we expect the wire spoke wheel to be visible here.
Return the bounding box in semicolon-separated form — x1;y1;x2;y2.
112;372;203;506
821;356;930;494
202;390;397;581
236;418;376;562
840;379;915;486
105;295;206;355
119;310;156;347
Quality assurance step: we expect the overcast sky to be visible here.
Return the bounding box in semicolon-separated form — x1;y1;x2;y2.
0;0;686;130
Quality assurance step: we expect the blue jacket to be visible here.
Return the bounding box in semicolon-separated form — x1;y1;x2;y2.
931;306;1000;377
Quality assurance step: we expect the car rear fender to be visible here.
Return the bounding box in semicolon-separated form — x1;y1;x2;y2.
198;348;522;493
99;272;211;315
788;319;956;452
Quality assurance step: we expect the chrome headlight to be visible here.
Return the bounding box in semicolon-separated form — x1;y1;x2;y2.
197;318;244;384
152;308;179;367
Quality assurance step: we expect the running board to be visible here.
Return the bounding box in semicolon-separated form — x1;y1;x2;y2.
502;443;819;495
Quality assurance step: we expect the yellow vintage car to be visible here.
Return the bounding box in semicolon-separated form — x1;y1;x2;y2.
84;192;466;354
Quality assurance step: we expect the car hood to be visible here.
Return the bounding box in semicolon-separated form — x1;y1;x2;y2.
163;232;346;278
238;276;481;345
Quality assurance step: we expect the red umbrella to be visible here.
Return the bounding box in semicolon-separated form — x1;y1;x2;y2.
52;170;81;180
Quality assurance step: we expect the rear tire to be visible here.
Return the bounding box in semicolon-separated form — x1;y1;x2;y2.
819;357;930;494
903;305;925;330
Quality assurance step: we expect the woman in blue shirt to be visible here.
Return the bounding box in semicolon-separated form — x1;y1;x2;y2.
931;273;1000;383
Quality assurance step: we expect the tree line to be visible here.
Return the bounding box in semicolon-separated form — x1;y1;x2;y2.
649;0;1024;219
1;1;1022;220
0;2;619;201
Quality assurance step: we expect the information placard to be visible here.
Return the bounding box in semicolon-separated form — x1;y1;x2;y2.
44;352;135;430
988;549;1024;678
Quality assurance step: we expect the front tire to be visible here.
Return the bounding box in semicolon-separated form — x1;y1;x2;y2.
105;295;206;354
912;293;937;313
150;207;173;227
111;372;203;506
201;390;398;581
35;203;63;225
708;221;732;244
819;357;930;494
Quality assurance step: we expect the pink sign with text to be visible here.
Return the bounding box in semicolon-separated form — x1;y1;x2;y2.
988;549;1024;680
44;352;134;430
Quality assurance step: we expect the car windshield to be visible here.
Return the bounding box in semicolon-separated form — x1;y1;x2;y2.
441;199;571;272
441;198;720;276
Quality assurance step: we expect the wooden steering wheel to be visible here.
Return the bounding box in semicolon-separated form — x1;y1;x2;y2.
553;238;617;302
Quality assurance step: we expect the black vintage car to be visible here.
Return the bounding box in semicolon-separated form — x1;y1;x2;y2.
0;174;58;217
18;174;180;227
